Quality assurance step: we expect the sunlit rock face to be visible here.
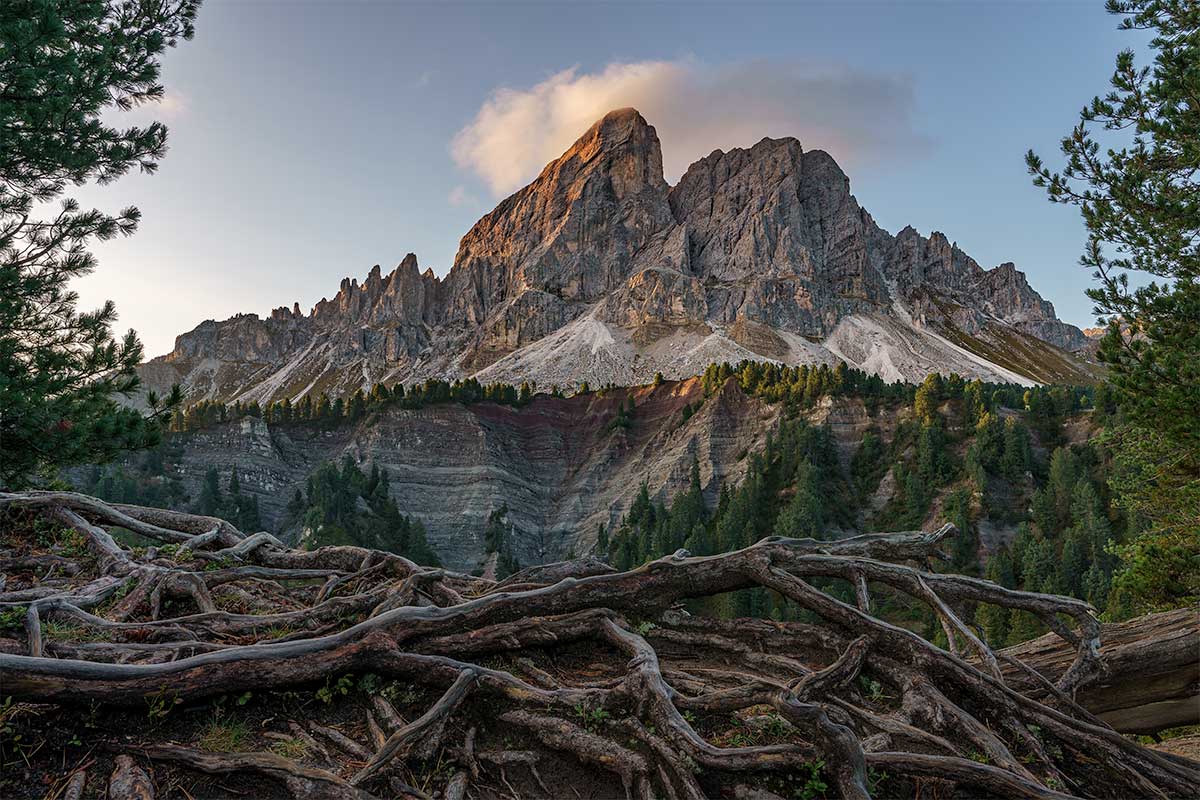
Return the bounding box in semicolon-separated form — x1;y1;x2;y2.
139;107;1098;406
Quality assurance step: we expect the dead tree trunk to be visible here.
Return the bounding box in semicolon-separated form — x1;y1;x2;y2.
1001;607;1199;734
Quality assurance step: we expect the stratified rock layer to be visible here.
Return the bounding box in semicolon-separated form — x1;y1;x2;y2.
142;378;781;570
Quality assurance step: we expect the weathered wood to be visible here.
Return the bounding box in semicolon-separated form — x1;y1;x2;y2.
1001;608;1200;733
2;492;1196;800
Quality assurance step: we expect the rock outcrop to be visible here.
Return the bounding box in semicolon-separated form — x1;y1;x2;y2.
132;378;783;570
140;109;1100;404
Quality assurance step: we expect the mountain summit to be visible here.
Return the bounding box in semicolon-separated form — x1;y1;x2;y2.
140;109;1099;403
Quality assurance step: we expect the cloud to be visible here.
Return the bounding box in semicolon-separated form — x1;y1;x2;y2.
452;59;931;196
447;185;478;207
154;89;189;116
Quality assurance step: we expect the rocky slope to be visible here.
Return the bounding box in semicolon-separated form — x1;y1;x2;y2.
140;109;1099;404
139;379;781;570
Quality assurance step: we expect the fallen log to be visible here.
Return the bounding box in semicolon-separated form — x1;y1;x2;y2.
1001;608;1199;734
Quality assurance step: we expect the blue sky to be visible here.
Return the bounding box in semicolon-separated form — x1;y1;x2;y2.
71;0;1144;358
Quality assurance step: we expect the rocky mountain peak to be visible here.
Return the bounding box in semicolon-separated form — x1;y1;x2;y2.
141;108;1099;405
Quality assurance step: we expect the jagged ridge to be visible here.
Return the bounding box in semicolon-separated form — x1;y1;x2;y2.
140;108;1099;403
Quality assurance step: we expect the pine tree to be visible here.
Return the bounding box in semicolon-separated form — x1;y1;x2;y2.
347;389;367;421
238;494;261;532
196;467;222;516
1028;0;1199;452
1083;560;1112;612
772;462;823;539
1060;526;1090;597
1006;609;1044;646
0;0;198;486
914;373;944;425
1000;419;1031;480
945;488;976;570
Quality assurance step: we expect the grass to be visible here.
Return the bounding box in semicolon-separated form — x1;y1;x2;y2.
269;736;309;760
44;622;103;643
199;717;250;753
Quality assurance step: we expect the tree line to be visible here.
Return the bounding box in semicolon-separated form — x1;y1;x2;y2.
592;365;1145;643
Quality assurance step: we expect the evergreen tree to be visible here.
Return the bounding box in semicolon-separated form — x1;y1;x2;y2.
944;487;976;570
316;393;333;421
483;505;520;579
914;373;944;425
238;493;261;532
347;389;367;421
1060;526;1090;597
0;0;198;486
196;467;222;516
772;462;823;539
1028;0;1199;452
1000;419;1031;480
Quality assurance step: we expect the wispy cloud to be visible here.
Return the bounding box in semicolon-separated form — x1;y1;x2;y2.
452;59;931;196
153;89;189;117
447;185;478;207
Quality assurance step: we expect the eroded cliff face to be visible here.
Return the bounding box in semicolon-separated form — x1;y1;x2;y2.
154;379;783;570
140;108;1099;406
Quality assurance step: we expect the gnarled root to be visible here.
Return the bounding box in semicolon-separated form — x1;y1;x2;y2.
1;494;1197;799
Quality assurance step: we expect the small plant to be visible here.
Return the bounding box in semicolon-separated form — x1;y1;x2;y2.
727;730;755;747
45;622;102;642
0;606;26;630
358;673;382;695
82;700;101;729
867;767;889;794
762;713;790;739
858;675;888;704
261;624;299;640
382;681;421;706
797;759;828;800
635;620;657;636
0;698;41;768
968;750;991;764
145;686;180;723
573;702;611;732
315;674;354;704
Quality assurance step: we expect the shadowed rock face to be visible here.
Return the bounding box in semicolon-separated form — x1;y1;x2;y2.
134;378;785;571
140;108;1097;405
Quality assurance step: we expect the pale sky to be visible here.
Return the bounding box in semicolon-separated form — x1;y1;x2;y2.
69;0;1142;358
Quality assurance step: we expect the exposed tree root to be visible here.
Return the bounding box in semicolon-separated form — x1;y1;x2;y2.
1;491;1197;799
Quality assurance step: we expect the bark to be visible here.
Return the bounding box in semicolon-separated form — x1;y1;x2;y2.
1001;607;1200;734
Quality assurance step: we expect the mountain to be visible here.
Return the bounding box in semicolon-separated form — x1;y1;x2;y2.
139;108;1099;404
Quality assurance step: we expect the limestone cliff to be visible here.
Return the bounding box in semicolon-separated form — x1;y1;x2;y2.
144;379;780;570
139;108;1100;404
